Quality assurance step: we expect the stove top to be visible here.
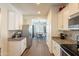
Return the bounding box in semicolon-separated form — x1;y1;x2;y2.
61;44;79;56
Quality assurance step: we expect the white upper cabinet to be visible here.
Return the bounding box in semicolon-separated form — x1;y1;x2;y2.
58;3;79;31
15;13;23;30
8;11;16;30
68;3;79;15
15;13;20;30
18;14;23;30
58;6;69;31
62;5;70;30
8;10;23;30
58;11;63;30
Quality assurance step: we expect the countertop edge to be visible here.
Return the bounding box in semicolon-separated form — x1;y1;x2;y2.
8;37;26;41
52;37;77;44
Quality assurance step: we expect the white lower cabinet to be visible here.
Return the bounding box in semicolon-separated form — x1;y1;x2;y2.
52;40;61;56
8;38;26;56
20;38;26;54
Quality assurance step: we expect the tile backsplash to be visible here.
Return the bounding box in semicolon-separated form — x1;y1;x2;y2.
63;30;79;41
8;30;22;38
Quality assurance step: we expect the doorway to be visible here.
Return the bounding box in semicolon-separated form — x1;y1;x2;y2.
32;19;47;40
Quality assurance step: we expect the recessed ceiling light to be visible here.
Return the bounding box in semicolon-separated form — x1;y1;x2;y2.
37;11;40;14
36;3;40;5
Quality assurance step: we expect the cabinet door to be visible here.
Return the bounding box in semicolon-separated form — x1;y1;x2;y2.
15;13;23;30
21;38;26;54
52;40;57;55
15;13;20;30
0;12;1;48
8;41;21;56
58;11;63;30
63;10;69;30
8;11;16;30
19;14;23;30
68;3;79;15
52;40;60;56
23;38;26;50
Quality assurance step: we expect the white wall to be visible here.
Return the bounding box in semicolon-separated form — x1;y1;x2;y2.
0;4;9;56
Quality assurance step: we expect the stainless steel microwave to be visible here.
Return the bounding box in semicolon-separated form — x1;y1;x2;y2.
69;12;79;30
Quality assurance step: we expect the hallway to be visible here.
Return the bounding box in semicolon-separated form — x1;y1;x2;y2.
22;38;51;56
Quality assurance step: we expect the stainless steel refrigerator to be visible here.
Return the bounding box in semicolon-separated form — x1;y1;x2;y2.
22;25;32;49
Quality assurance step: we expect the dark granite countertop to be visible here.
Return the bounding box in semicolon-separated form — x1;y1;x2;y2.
52;37;77;44
8;37;25;41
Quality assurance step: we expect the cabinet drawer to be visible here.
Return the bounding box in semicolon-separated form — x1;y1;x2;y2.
52;40;61;56
20;38;26;54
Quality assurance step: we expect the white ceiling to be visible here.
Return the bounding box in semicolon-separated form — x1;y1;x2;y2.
11;3;64;16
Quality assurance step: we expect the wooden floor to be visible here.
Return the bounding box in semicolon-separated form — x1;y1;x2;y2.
22;38;52;56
